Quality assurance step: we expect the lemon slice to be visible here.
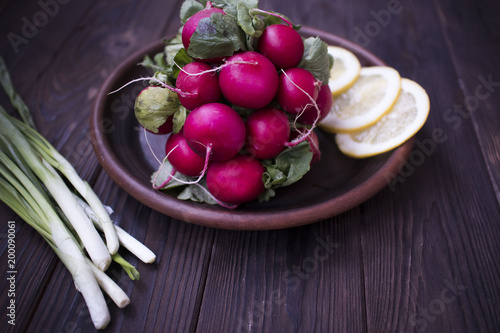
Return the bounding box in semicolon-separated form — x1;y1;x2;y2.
327;46;361;95
320;66;402;133
335;78;430;158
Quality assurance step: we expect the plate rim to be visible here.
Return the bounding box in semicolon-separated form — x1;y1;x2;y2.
90;27;414;230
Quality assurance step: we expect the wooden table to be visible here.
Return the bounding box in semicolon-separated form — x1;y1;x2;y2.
1;0;499;332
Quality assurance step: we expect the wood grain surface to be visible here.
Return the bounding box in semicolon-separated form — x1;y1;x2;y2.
1;0;499;332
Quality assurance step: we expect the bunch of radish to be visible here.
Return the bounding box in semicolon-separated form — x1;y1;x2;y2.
132;0;333;208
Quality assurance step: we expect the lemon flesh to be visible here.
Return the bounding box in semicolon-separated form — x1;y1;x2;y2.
327;46;361;96
335;78;430;158
321;66;402;133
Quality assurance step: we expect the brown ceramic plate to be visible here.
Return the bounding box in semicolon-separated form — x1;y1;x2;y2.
91;27;414;230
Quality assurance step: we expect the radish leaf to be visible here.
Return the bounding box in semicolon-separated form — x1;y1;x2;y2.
187;13;246;59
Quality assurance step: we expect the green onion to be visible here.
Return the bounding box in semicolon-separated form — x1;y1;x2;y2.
85;257;131;309
0;56;156;329
0;56;35;128
75;194;156;264
7;113;120;255
0;110;112;270
112;253;141;281
0;150;110;329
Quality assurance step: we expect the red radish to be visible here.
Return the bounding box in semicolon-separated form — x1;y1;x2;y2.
297;84;333;125
176;62;221;110
181;2;225;52
306;130;321;163
245;107;290;159
183;102;246;162
290;129;321;163
218;51;279;109
257;24;304;69
206;154;265;205
165;132;206;177
276;67;320;114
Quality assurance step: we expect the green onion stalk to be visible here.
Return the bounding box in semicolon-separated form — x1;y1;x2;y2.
74;194;156;264
0;150;110;328
7;113;120;255
0;111;112;270
0;56;156;329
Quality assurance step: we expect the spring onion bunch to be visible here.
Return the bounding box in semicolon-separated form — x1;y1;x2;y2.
0;57;156;329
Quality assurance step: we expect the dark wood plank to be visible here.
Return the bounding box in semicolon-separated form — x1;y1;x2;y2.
433;0;500;206
431;0;500;331
0;0;15;14
0;0;96;104
354;0;500;332
0;211;60;333
196;215;366;333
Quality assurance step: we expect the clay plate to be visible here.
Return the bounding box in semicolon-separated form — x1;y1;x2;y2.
90;26;414;230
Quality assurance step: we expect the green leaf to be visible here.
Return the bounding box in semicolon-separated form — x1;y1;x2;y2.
139;37;192;87
247;8;297;29
153;52;168;68
151;71;169;86
261;12;289;26
219;2;237;18
151;160;217;205
252;15;266;31
298;36;331;84
171;48;194;79
223;0;259;8
262;141;313;189
216;0;259;15
187;13;246;59
258;188;276;202
151;160;185;189
138;54;156;70
163;33;184;60
180;0;205;24
177;179;217;205
139;53;170;85
172;106;188;134
237;2;257;36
